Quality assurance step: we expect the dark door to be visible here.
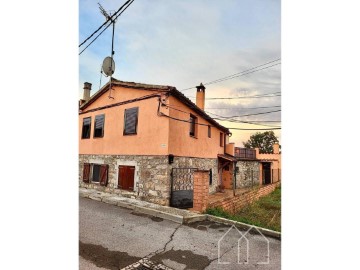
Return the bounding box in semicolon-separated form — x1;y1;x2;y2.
118;165;135;191
170;168;196;209
262;163;271;184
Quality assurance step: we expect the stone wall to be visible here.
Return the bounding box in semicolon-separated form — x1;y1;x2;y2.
208;182;280;214
235;160;260;188
169;156;219;194
79;154;219;206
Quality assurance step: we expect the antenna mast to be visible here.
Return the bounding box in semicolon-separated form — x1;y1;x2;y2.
98;3;116;99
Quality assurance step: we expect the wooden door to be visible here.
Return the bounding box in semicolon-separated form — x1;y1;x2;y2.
118;166;135;191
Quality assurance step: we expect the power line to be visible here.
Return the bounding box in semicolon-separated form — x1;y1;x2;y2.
229;127;281;130
79;0;135;55
163;104;280;128
180;59;281;91
206;105;281;110
204;92;281;100
208;109;281;118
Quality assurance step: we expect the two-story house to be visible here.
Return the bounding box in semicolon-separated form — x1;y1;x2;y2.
79;78;236;207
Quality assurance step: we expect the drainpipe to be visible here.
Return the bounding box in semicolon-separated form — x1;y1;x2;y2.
233;161;237;196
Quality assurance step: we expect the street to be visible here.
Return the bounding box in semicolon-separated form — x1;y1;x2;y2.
79;197;281;270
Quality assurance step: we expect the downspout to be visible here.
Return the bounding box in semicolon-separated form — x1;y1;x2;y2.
233;161;237;196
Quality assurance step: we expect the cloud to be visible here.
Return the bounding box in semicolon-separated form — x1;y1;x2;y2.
79;0;281;145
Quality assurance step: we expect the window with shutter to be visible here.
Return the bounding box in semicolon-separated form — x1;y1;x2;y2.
83;163;90;183
124;107;139;135
94;114;105;138
81;117;91;139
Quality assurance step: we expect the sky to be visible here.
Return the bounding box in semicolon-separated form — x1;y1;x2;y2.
79;0;281;147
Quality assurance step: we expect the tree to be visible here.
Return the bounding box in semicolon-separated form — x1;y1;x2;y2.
243;131;280;154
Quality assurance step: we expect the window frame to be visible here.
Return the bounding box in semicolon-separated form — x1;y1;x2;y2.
83;163;109;186
91;164;101;182
189;114;197;137
123;107;139;135
220;132;224;147
93;114;105;138
81;117;92;139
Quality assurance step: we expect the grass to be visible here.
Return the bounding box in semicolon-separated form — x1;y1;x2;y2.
206;186;281;232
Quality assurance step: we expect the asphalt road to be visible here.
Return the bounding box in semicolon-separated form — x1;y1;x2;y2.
79;197;281;270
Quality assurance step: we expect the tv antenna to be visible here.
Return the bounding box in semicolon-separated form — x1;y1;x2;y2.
98;3;116;99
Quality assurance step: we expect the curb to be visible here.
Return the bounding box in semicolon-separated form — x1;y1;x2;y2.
80;190;281;239
133;206;184;224
206;214;281;239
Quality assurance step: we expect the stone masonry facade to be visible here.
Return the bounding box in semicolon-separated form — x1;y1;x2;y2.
79;154;219;206
235;160;260;189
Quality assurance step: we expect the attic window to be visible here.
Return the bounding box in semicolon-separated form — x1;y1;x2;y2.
94;114;105;138
81;117;91;139
124;107;139;135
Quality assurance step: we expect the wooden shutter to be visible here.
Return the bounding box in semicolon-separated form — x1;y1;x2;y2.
83;163;90;183
124;107;138;135
99;164;109;186
81;117;91;139
118;165;135;190
94;114;105;138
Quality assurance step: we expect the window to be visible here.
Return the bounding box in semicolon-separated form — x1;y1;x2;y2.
81;117;91;139
82;163;109;186
208;125;211;138
209;169;212;185
94;114;105;138
124;107;139;135
189;114;197;137
92;164;101;182
220;132;224;147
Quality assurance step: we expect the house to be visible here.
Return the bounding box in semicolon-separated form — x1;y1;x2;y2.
79;78;237;207
234;143;281;188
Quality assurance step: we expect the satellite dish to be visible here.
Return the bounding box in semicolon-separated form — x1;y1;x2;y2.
102;56;115;76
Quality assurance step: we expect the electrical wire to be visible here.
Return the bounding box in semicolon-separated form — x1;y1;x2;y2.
79;0;132;48
163;104;280;128
204;92;281;100
207;110;281;118
206;105;281;110
79;0;135;55
180;59;281;91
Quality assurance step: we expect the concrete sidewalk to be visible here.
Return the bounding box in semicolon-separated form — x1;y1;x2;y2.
79;188;206;224
79;187;281;239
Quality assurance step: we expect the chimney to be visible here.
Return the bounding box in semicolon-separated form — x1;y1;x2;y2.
83;82;92;102
273;143;280;154
196;83;205;110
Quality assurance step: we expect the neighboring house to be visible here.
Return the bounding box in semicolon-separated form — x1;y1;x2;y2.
79;78;236;207
234;144;281;188
256;143;281;185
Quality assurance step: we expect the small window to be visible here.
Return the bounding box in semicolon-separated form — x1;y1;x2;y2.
209;169;212;185
92;164;101;182
94;114;105;138
81;117;91;139
220;132;224;147
189;114;197;137
88;163;109;186
208;125;211;138
124;107;139;135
